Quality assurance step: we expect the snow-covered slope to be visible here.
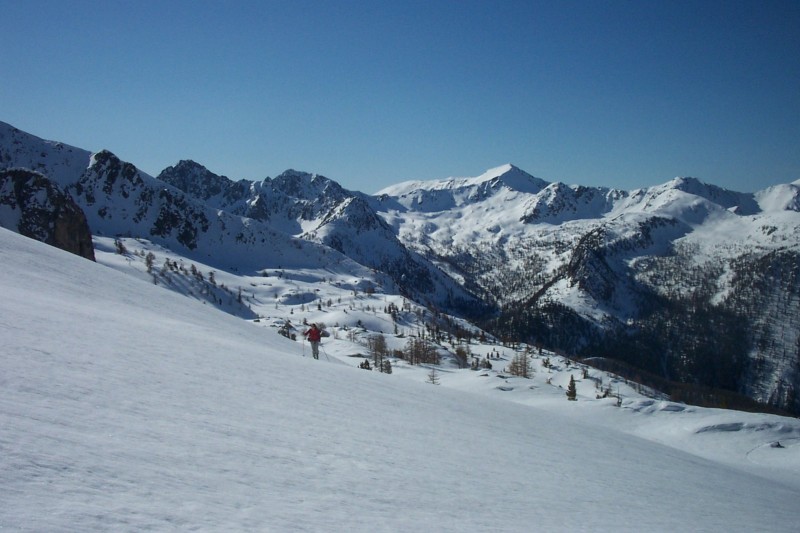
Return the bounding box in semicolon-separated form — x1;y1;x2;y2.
756;181;800;212
0;121;91;185
2;226;800;531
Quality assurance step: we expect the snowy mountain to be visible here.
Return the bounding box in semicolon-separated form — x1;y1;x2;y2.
0;116;482;321
374;164;800;415
2;120;799;416
157;160;484;314
0;121;402;303
3;226;800;531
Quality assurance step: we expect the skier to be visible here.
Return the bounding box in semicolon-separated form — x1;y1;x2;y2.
304;323;322;359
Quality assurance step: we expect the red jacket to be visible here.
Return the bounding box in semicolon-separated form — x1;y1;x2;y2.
305;327;321;342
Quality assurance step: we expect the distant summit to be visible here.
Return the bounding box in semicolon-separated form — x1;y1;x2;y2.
157;160;248;204
471;163;549;194
376;163;548;198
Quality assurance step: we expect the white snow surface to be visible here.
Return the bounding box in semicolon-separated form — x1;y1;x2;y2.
3;227;800;532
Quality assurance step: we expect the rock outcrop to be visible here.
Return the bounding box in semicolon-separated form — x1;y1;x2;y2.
0;168;95;260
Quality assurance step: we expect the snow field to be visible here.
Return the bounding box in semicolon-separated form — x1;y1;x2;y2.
2;227;800;531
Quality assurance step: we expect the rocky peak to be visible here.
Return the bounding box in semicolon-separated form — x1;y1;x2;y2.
270;170;349;202
157;160;248;204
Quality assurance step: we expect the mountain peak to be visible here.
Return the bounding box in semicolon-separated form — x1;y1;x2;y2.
376;164;548;198
275;168;314;180
652;176;760;215
157;159;238;202
173;159;208;172
482;163;518;177
271;169;348;199
475;163;549;194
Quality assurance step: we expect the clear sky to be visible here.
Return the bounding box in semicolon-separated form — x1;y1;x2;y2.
2;0;798;193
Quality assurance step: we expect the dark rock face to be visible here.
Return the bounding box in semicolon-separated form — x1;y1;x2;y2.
0;168;95;261
157;159;249;204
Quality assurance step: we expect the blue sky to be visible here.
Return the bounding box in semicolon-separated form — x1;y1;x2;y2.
2;0;798;193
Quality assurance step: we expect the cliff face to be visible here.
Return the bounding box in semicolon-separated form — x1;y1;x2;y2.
0;168;95;261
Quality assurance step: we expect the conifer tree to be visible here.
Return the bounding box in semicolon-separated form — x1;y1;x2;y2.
566;374;577;401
